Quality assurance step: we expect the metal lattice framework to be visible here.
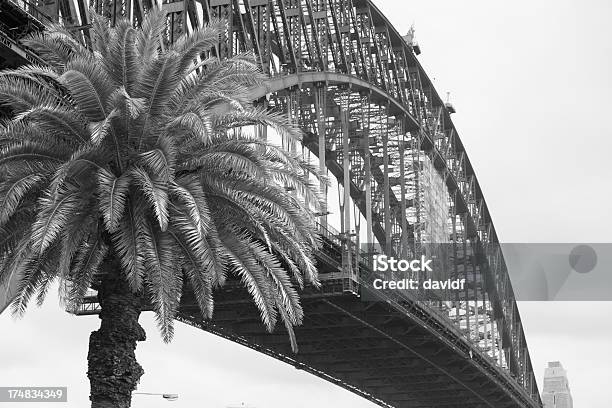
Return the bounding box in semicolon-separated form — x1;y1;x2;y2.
0;0;543;407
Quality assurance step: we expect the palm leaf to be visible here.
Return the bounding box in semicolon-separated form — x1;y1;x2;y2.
130;167;169;231
142;225;182;342
169;229;214;319
66;236;108;310
58;57;112;122
88;9;111;57
220;231;277;331
104;20;140;92
170;19;224;75
0;173;46;227
30;183;84;255
97;168;131;232
15;105;89;146
134;53;181;149
57;212;96;279
10;242;60;316
111;199;146;291
136;7;166;63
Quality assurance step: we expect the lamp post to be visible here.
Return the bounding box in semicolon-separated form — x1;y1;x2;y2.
133;392;179;402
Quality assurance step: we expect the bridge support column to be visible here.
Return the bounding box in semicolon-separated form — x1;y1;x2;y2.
492;318;499;364
315;86;327;228
361;94;373;250
381;107;392;255
398;121;408;258
340;104;353;278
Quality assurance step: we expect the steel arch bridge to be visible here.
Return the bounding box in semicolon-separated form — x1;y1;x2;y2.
0;0;542;407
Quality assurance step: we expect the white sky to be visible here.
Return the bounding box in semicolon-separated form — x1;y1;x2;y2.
2;0;612;407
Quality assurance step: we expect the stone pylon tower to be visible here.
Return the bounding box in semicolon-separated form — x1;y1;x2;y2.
542;361;573;408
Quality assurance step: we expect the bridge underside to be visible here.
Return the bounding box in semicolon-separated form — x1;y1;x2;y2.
178;289;521;408
172;234;533;408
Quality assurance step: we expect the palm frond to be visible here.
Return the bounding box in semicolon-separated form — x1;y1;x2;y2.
56;212;96;279
14;105;89;146
97;168;130;232
38;22;90;59
220;231;277;331
0;207;35;260
135;7;166;63
212;106;303;142
104;20;140;92
0;173;46;227
249;239;303;325
66;236;108;309
134;53;181;149
0;77;61;113
129;167;169;231
276;298;299;353
0;140;65;168
142;225;182;343
139;135;176;185
109;87;146;119
166;111;211;144
88;9;111;57
30;183;84;255
59;56;112;121
10;242;60;316
89;108;119;145
21;33;74;68
168;228;214;319
0;65;61;89
171;175;211;235
111;199;146;291
170;19;224;75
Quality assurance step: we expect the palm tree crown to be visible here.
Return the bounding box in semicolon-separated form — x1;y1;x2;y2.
0;9;322;347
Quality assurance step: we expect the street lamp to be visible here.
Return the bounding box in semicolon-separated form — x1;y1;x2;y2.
133;392;179;402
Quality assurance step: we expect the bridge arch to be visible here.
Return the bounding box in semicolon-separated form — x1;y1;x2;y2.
0;0;543;406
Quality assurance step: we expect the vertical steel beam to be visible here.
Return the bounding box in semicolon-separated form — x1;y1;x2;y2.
452;210;459;327
340;102;352;277
462;217;470;341
363;96;373;248
398;120;408;258
381;107;391;254
484;292;489;353
315;86;327;228
341;106;351;237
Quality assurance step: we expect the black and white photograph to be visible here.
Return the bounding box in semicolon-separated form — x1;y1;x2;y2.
0;0;610;407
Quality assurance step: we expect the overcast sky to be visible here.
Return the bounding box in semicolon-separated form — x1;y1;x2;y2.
2;0;612;407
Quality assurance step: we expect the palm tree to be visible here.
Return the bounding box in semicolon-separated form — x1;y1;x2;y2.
0;8;322;408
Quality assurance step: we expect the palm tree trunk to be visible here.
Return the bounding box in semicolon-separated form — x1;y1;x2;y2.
87;261;146;408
